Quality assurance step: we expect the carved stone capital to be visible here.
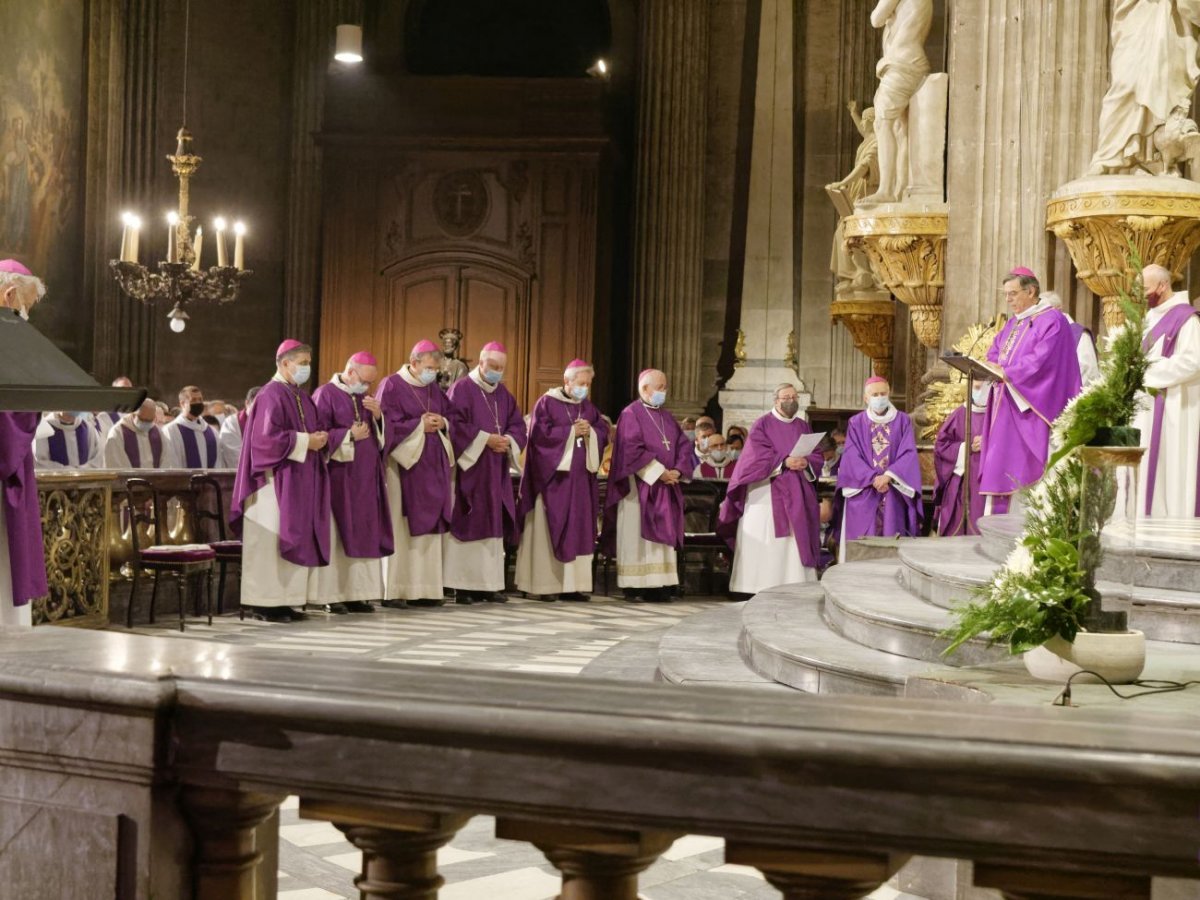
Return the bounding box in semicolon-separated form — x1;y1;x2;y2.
845;206;947;348
1047;175;1200;331
830;294;896;378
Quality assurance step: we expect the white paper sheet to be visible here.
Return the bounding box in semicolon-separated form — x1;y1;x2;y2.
789;430;826;459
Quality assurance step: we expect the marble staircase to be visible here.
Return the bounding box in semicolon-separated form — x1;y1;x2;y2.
657;516;1200;701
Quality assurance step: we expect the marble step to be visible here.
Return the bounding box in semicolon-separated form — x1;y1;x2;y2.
901;538;1200;644
655;605;790;690
739;585;972;696
820;561;1010;667
976;514;1021;564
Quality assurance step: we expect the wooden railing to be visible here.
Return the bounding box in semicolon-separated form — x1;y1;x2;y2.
0;626;1195;899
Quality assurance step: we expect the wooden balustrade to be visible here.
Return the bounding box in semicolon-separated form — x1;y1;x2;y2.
0;627;1191;898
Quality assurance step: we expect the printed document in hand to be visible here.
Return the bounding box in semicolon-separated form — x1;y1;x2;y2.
789;431;826;459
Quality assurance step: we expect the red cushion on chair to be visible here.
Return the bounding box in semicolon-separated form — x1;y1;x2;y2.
142;544;217;564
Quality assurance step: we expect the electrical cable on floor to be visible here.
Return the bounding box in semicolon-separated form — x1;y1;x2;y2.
1052;670;1200;707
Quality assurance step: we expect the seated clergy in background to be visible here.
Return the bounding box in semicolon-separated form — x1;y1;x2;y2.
978;268;1081;514
312;352;390;614
933;380;989;536
694;431;736;480
1134;264;1200;517
1041;291;1100;386
837;377;921;561
103;399;168;468
219;386;260;469
444;342;528;604
163;385;220;469
515;359;609;601
0;258;49;627
34;412;101;469
376;340;454;608
603;369;693;603
717;383;824;592
230;340;331;622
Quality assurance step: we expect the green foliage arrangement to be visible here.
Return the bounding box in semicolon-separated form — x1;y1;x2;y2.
944;263;1150;656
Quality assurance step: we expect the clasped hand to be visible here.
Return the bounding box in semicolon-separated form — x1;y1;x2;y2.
971;435;982;452
422;412;445;433
573;420;591;438
784;455;808;471
872;473;891;493
350;421;371;442
487;433;509;454
362;395;382;419
660;469;681;485
308;430;330;451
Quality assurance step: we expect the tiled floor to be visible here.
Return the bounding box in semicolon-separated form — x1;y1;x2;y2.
134;593;921;899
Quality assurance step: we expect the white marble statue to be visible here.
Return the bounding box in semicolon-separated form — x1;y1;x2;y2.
860;0;933;206
826;103;884;293
1087;0;1200;177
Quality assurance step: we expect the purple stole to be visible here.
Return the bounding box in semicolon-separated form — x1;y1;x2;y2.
47;425;90;466
179;422;218;467
1143;303;1200;514
121;424;163;468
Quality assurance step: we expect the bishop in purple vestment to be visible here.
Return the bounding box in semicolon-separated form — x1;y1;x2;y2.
313;352;393;613
0;260;50;626
444;342;528;603
978;269;1082;514
602;369;693;602
933;391;987;536
376;340;454;606
717;383;823;593
837;377;922;560
515;359;609;600
230;340;332;622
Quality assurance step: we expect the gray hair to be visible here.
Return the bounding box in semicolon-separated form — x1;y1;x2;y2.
1003;271;1040;295
1041;291;1062;309
773;383;798;400
637;368;666;391
1144;264;1173;289
277;343;312;363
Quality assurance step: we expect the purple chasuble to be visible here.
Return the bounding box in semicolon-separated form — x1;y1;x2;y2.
516;390;609;563
837;410;922;541
47;422;91;466
716;412;823;567
121;422;164;468
314;379;394;558
601;401;693;555
0;412;48;606
376;371;453;536
446;375;528;545
230;380;332;567
1142;301;1200;515
933;404;986;536
979;306;1081;499
177;420;218;468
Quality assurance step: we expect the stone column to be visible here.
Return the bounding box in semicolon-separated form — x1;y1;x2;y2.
497;820;679;900
301;800;471;900
943;0;1109;344
285;0;357;346
725;843;907;900
180;787;285;900
719;0;810;429
630;0;709;413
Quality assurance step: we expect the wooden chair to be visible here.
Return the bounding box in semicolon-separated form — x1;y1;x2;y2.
125;478;215;632
677;480;729;596
190;473;243;616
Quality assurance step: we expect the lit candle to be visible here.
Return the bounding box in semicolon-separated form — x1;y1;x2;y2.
166;211;180;263
191;226;204;271
120;212;134;262
233;221;246;271
129;215;142;264
214;217;228;267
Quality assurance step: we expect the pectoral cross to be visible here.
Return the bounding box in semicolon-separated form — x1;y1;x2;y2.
660;436;671;451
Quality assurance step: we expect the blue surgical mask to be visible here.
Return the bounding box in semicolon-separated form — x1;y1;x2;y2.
648;390;667;408
348;380;369;395
708;449;728;464
868;395;890;413
482;368;503;385
728;448;740;460
972;388;989;407
135;419;155;433
418;368;437;386
683;429;696;442
292;364;311;386
571;385;588;401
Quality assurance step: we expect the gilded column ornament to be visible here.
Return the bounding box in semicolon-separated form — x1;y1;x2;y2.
1047;177;1200;331
920;316;1006;440
784;330;798;372
844;209;948;349
732;329;747;368
830;298;896;379
34;474;115;628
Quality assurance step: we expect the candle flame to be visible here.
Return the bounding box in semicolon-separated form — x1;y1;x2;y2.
167;211;180;225
233;221;246;236
214;217;227;231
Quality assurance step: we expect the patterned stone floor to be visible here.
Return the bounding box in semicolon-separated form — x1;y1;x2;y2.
132;594;919;900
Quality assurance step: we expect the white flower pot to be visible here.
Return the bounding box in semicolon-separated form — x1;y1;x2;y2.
1023;630;1146;684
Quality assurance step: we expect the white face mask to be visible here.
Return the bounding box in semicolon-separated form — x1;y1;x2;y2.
708;449;728;465
417;368;437;386
972;388;989;407
868;395;890;413
570;385;588;401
